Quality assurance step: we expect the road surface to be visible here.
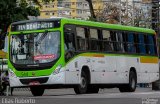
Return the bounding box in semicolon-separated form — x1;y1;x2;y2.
0;88;160;104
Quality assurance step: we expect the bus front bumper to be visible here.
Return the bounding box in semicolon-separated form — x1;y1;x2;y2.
9;70;66;87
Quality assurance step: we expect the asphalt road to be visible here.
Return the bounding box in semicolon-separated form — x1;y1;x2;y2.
0;88;160;104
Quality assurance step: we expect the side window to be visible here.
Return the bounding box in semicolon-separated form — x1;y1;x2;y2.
127;33;136;53
122;32;128;52
102;30;113;52
90;28;98;50
138;34;146;54
98;29;103;51
147;35;156;55
76;27;89;51
64;25;76;51
134;33;139;53
110;31;117;52
116;32;124;52
64;25;76;61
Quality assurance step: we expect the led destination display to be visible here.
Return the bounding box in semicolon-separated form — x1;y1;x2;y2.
11;21;60;31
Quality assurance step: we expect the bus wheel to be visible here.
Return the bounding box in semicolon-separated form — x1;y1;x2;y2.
30;86;45;96
119;85;128;92
119;71;137;92
74;71;88;94
128;71;137;92
87;85;99;93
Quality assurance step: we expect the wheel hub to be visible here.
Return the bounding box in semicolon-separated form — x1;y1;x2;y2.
131;77;135;89
80;77;86;88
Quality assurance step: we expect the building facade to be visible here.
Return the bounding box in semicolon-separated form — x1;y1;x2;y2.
38;0;107;20
34;0;156;29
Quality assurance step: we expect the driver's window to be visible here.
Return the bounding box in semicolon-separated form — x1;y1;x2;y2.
64;25;76;61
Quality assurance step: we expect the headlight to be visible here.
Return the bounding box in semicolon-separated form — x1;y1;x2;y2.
53;65;62;75
9;69;16;77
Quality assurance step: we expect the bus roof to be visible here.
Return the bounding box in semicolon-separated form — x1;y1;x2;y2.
11;17;155;34
61;18;155;35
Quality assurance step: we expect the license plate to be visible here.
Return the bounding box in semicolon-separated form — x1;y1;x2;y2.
29;81;40;86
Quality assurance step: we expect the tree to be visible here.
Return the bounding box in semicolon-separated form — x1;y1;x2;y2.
96;0;152;28
0;0;40;49
0;0;40;33
96;2;120;24
85;0;96;21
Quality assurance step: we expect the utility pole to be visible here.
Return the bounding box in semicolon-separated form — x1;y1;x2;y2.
152;0;160;90
151;0;159;34
0;58;3;94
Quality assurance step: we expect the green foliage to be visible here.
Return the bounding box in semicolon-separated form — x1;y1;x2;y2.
0;0;40;33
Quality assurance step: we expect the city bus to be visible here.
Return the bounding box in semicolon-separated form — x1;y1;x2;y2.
8;18;159;96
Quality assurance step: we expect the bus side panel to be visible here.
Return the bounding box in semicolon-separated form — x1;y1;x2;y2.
91;56;128;84
149;73;159;83
100;56;127;84
115;56;130;84
65;56;92;84
139;62;159;83
90;56;106;83
90;56;123;84
65;58;80;84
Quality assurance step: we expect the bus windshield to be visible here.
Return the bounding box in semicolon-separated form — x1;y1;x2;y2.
10;31;60;65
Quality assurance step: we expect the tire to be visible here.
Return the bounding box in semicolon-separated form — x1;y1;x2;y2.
128;71;137;92
87;85;99;93
30;86;45;96
119;85;128;92
74;71;88;94
119;71;137;92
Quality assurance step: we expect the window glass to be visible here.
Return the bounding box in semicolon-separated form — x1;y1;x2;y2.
102;30;111;40
127;33;136;53
97;30;103;51
10;32;60;64
64;25;76;61
90;29;98;39
110;31;120;52
90;28;98;50
134;33;139;53
138;34;146;54
102;30;113;52
122;32;127;52
116;32;124;52
76;27;88;51
76;27;85;38
64;25;76;50
147;35;155;55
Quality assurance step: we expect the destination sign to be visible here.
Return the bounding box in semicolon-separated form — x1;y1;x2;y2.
11;21;60;31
